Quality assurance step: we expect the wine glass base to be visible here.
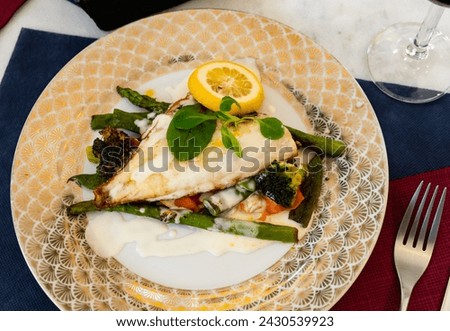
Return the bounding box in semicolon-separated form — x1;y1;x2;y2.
367;23;450;103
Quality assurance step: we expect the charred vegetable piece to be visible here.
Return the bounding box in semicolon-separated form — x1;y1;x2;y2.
68;200;298;243
286;126;346;158
116;86;170;113
289;155;323;227
92;127;139;179
68;128;139;190
91;109;149;133
254;161;306;208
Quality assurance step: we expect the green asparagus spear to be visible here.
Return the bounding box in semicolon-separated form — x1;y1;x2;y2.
116;86;170;113
68;200;298;243
202;178;256;216
91;109;148;133
289;155;323;227
286;126;346;158
178;214;298;243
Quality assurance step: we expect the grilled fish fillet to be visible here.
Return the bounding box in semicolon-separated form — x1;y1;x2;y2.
94;114;298;207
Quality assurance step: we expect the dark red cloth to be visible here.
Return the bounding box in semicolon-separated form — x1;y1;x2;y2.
0;0;26;28
332;167;450;311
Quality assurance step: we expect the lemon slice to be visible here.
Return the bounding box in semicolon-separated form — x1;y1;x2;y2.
187;60;264;115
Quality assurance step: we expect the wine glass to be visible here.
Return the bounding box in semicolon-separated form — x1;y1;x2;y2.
367;1;450;103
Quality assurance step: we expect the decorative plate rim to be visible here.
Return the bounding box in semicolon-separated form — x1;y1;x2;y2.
10;8;389;311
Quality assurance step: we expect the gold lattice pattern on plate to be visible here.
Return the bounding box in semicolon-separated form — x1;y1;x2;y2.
10;9;388;310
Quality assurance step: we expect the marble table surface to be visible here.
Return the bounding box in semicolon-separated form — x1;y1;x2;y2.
1;0;449;84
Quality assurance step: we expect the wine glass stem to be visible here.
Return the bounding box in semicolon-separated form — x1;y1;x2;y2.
406;4;444;59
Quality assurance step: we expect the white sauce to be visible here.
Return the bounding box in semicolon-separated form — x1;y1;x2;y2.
85;212;271;259
134;118;150;134
165;76;190;102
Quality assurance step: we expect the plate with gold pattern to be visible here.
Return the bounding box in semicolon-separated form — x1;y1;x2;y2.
10;9;388;310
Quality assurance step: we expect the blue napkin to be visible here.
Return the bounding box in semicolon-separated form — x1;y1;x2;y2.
0;29;94;311
357;81;450;180
0;28;449;310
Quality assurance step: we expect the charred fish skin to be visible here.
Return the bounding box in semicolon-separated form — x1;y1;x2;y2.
94;114;298;208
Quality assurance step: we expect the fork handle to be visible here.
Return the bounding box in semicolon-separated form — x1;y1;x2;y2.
400;286;413;311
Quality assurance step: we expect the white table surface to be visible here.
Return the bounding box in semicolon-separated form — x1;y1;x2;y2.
1;0;449;84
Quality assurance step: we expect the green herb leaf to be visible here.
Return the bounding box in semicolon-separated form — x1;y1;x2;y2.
167;109;216;161
256;117;285;140
172;104;217;130
216;96;241;123
221;125;242;158
215;111;235;122
220;96;241;112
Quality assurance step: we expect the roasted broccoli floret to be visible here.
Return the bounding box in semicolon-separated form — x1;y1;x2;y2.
254;161;306;208
92;127;139;179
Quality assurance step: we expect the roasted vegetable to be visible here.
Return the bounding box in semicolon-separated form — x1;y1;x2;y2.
85;145;100;163
202;178;256;216
254;161;306;208
286;126;346;158
91;108;149;133
289;155;323;227
68;173;106;190
67;200;299;243
68;128;140;190
116;86;170;113
174;194;203;212
92;127;139;179
90;86;171;133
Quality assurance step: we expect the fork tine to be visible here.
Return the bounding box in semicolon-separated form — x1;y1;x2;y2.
397;181;423;243
416;185;438;249
407;183;430;244
424;187;447;251
395;182;447;311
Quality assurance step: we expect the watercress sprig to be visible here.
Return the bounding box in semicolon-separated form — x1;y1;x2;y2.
217;96;285;140
167;104;217;161
168;96;285;160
